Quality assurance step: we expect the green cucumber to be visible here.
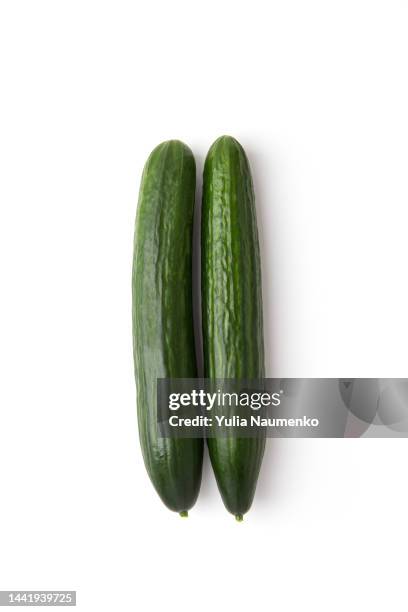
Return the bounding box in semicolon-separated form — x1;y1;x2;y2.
132;140;203;515
202;136;265;520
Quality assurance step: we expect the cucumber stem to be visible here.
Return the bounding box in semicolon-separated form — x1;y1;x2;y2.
179;511;188;518
235;514;244;522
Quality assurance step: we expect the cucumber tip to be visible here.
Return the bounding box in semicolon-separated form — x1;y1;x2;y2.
179;511;188;518
235;514;244;522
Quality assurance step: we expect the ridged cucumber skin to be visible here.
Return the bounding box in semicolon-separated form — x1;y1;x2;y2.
202;136;265;518
132;140;203;514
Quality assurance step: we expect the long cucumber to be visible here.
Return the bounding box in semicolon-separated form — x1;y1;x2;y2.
132;140;203;515
202;136;265;520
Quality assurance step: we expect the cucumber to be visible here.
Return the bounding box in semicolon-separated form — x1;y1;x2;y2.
132;140;203;515
202;136;265;520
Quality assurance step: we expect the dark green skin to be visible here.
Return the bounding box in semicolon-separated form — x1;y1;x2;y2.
202;136;265;520
132;140;203;515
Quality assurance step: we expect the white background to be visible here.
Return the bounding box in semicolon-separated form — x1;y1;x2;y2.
1;1;407;610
